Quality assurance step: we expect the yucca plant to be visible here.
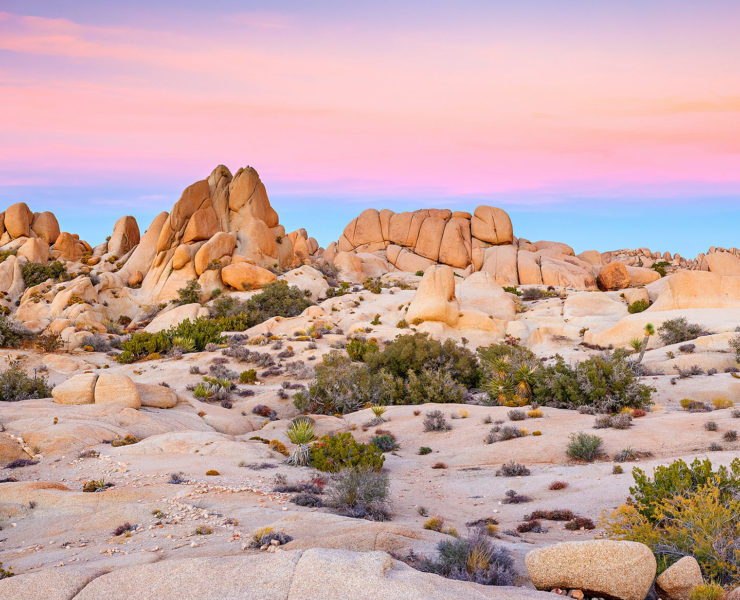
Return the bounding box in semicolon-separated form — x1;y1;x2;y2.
367;404;387;425
285;420;316;466
636;323;654;364
485;359;536;406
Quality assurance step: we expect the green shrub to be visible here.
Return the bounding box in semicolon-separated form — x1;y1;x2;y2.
566;432;603;462
0;360;53;401
405;368;466;404
362;277;382;294
652;261;670;277
309;432;385;472
729;334;740;362
0;561;13;579
239;369;257;384
346;337;378;362
168;318;225;351
419;530;516;585
371;433;399;452
658;317;703;345
628;457;740;521
533;351;653;412
627;299;649;313
21;260;67;287
365;333;480;388
325;466;390;520
117;331;172;363
0;315;31;348
503;286;521;296
0;249;17;264
176;280;202;304
479;343;541;406
689;583;727;600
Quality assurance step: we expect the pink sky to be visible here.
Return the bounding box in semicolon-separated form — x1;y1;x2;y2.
2;4;739;197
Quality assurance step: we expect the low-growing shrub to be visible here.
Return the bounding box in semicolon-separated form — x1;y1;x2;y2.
507;409;526;421
82;478;112;492
346;337;378;362
371;433;399;452
418;530;516;585
325;466;390;521
566;432;603;462
479;343;539;407
418;446;432;455
517;520;546;533
712;397;734;410
309;432;385;472
704;421;718;432
423;410;451;432
484;425;524;444
496;461;530;477
525;509;574;521
21;260;67;287
627;299;649;313
239;369;257;384
723;430;737;442
564;517;595;530
0;315;32;348
658;317;703;345
594;414;632;430
549;480;568;491
502;489;531;504
0;360;53;402
176;280;202;305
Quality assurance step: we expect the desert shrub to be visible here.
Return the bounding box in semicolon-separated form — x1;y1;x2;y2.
521;287;545;301
712;397;734;410
176;280;202;305
502;489;531;504
503;286;521;296
0;315;31;348
705;421;718;431
723;430;737;442
419;530;516;585
0;360;52;402
362;277;382;294
594;414;632;430
604;478;739;584
496;461;530;477
0;562;14;579
688;584;726;600
371;433;399;452
5;458;38;469
484;425;524;444
111;434;140;447
423;410;451;432
365;333;480;388
21;260;67;287
658;317;703;345
517;520;546;533
168;318;226;351
346;337;378;362
309;432;385;473
628;299;650;313
418;446;432;455
285;419;316;466
250;527;293;547
614;447;653;462
112;522;136;536
525;509;574;521
293;352;401;414
533;351;653;413
81;334;111;353
479;343;540;407
549;480;568;490
405;368;466;404
325;466;390;520
566;432;603;462
508;409;526;421
239;369;257;384
82;478;112;492
730;334;740;362
231;281;313;328
116;331;172;363
565;517;595;530
527;408;543;418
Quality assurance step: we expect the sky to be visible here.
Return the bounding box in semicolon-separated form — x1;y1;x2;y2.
0;1;738;256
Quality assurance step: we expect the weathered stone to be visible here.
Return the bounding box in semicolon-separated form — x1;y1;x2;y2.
470;205;513;245
655;556;704;600
52;373;98;405
406;264;459;326
31;211;60;244
221;262;276;291
108;215;140;256
94;373;141;409
4;202;33;238
136;383;178;408
597;262;631;291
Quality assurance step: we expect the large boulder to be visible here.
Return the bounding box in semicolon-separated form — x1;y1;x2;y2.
31;211;60;244
650;271;740;310
438;217;472;268
655;556;703;600
4;202;33;238
597;262;631;291
706;251;740;276
406;265;459;326
108;215;140;256
342;208;384;248
52;232;88;261
17;237;49;264
481;245;518;286
182;206;219;243
470;205;513;245
193;232;236;276
94;373;141;409
627;266;661;286
221;261;276;291
52;373;98;405
136;383;178;408
525;540;656;600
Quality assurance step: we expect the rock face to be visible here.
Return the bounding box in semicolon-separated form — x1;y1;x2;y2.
407;265;460;326
51;373;98;405
221;262;277;291
597;262;631;291
93;373;141;409
649;271;740;310
136;383;178;408
4;202;33;238
655;556;703;600
525;540;656;600
108;216;140;257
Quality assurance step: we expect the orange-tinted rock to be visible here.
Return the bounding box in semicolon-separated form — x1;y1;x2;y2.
221;262;276;291
597;262;631;291
470;206;513;245
108;216;140;256
183;206;219;243
438;217;472;269
4;202;33;238
31;211;60;244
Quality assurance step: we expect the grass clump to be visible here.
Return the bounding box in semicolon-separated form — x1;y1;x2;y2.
566;432;604;462
418;446;432;455
418;530;516;585
325;467;390;521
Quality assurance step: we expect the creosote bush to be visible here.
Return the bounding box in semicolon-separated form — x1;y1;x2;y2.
657;317;703;345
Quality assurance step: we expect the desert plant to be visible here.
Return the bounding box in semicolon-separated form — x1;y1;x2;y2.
285;419;316;466
723;430;737;442
405;368;467;404
496;461;530;477
418;446;432;455
0;315;32;348
309;432;384;472
507;409;526;421
239;369;257;384
419;530;516;585
346;337;379;362
549;480;568;490
325;466;390;520
176;280;202;305
658;317;703;345
730;334;740;362
628;299;650;314
594;414;632;430
21;260;67;287
484;425;524;444
566;432;604;462
479;343;540;407
82;478;112;492
371;433;399;452
0;360;53;402
423;410;451;432
705;421;718;432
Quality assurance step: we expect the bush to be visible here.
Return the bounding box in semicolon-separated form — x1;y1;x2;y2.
419;530;516;585
705;421;718;431
362;277;382;294
405;368;466;404
627;299;650;313
309;432;385;472
116;331;172;363
658;317;703;345
496;461;530;477
21;260;67;287
346;337;378;362
371;433;399;452
423;410;451;432
479;343;540;407
239;369;257;384
419;446;432;455
176;280;202;305
566;432;603;462
521;287;545;301
594;414;632;430
233;281;313;328
549;480;568;490
0;315;31;348
484;425;524;444
730;334;740;362
533;351;653;413
0;360;53;401
689;584;726;600
508;409;526;421
365;333;480;388
604;478;739;584
325;467;390;520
